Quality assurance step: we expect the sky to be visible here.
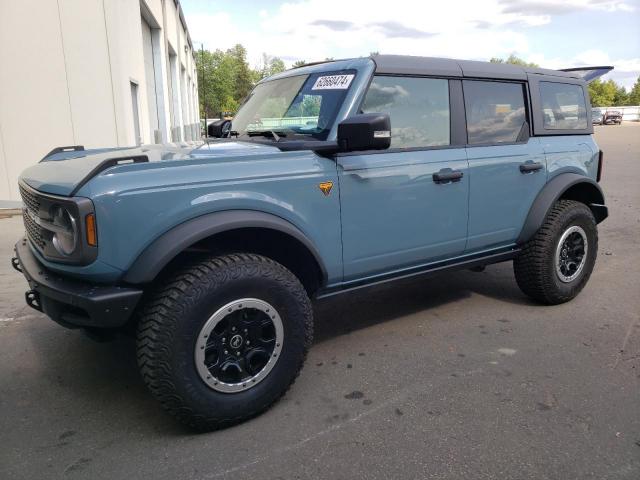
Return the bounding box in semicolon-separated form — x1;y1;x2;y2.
181;0;640;89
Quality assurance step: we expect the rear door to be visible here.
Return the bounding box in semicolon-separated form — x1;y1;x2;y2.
463;80;547;252
338;76;469;281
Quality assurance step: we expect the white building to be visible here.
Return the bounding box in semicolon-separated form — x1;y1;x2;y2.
0;0;200;204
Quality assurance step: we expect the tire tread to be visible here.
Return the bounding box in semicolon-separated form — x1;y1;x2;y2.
136;253;313;431
514;200;598;305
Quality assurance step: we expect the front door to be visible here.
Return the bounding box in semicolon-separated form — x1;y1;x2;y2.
339;75;469;282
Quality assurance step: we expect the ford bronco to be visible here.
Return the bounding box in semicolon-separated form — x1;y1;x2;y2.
12;56;610;430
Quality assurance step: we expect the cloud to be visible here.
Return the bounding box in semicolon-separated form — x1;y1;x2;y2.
501;1;579;15
310;20;355;31
474;20;494;29
183;0;639;88
363;83;410;110
499;0;636;15
369;21;437;39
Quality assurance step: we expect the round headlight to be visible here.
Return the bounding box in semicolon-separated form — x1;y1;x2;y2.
51;206;78;256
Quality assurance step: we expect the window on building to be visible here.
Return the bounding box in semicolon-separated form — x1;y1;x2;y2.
361;76;450;148
539;81;588;130
167;46;180;141
130;82;141;146
141;18;160;143
181;66;188;131
463;80;527;145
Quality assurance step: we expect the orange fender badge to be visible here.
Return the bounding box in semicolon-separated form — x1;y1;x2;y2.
318;181;333;196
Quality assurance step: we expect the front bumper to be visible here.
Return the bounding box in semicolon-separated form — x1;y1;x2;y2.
12;238;143;328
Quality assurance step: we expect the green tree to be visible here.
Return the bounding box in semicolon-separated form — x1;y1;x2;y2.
258;54;287;79
292;60;307;68
628;76;640;105
196;48;240;117
270;57;286;75
490;54;539;68
301;95;321;116
227;44;253;104
612;84;630;106
589;79;618;106
197;44;273;117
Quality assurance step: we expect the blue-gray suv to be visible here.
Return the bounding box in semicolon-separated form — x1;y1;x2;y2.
12;55;610;430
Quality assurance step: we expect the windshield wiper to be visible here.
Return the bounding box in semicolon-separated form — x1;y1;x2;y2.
246;130;287;142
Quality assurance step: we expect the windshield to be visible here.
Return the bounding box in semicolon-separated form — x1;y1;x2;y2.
230;70;356;141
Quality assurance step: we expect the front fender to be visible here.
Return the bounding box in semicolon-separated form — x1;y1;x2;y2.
123;210;328;284
517;173;607;244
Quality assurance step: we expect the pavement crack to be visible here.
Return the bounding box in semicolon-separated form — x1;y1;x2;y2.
612;318;640;369
202;390;409;479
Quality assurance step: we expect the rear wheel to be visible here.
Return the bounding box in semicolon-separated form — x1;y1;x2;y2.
136;253;313;431
514;200;598;305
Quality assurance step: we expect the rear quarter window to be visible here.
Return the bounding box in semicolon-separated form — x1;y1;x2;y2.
539;82;588;130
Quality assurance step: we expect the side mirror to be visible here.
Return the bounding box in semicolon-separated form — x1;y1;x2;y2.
208;119;231;138
337;113;391;152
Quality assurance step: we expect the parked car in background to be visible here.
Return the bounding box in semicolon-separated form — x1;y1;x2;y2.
592;108;604;125
12;56;611;431
603;110;622;125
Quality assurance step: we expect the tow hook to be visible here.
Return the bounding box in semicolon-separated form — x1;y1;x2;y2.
25;290;42;312
11;257;22;273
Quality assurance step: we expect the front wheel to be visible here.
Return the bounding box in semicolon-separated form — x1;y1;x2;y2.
136;253;313;431
514;200;598;305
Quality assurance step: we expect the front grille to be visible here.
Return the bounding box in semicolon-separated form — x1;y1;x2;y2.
23;210;46;249
19;183;40;213
19;183;46;250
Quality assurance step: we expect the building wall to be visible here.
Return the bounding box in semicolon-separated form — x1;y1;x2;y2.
0;0;200;202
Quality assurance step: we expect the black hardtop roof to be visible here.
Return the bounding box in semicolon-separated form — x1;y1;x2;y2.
371;54;582;81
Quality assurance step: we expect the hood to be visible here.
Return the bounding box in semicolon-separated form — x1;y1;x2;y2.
20;141;282;196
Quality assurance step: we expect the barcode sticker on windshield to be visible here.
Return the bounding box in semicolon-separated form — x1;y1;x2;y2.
312;74;355;90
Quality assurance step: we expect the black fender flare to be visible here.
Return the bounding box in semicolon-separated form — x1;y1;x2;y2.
123;210;328;284
517;173;607;244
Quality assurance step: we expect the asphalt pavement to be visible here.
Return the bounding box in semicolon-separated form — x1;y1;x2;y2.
0;124;638;479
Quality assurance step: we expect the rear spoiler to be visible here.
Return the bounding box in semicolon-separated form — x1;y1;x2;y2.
559;66;614;83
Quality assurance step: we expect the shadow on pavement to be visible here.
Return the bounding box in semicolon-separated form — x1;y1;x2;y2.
314;262;531;343
18;261;530;437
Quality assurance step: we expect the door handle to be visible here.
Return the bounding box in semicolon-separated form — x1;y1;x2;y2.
433;169;463;184
519;162;543;173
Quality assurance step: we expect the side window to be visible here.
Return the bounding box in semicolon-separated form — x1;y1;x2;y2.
539;82;588;130
463;80;527;145
361;76;450;148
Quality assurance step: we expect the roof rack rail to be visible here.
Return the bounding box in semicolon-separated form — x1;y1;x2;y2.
41;145;85;162
69;154;149;196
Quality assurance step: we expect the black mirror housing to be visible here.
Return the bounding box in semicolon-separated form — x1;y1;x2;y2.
337;113;391;152
208;119;231;138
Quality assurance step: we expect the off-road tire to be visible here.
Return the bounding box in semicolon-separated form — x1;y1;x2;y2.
514;200;598;305
136;253;313;431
